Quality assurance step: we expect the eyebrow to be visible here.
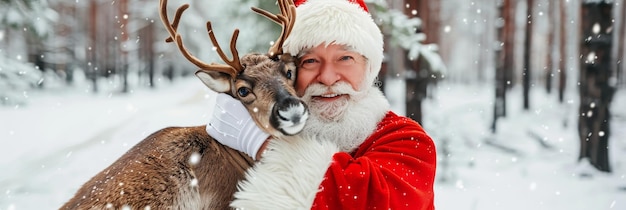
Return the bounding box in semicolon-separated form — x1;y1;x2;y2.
297;45;358;58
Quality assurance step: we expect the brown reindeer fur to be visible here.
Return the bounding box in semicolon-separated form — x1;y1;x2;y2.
60;126;253;210
60;1;301;209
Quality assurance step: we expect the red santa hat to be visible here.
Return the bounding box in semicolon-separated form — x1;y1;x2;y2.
284;0;384;90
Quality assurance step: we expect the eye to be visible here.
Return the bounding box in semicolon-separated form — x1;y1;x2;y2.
299;58;319;70
237;87;251;97
286;70;293;79
300;58;316;65
339;55;354;61
337;55;357;66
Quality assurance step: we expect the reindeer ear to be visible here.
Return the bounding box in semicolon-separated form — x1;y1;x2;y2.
195;69;231;93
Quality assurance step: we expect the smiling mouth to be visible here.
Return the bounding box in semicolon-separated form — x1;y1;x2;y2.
312;93;348;102
321;93;339;97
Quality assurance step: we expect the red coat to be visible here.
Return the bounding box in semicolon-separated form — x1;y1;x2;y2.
231;111;437;210
312;111;436;209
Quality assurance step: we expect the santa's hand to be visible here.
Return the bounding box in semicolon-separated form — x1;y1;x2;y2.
206;93;270;160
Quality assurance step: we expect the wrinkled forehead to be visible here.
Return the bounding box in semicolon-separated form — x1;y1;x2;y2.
296;43;359;58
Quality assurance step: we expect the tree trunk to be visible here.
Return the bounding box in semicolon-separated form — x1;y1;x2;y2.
88;0;98;93
492;0;513;133
403;0;440;124
558;0;567;103
119;0;129;93
66;4;77;85
578;1;614;173
147;23;156;88
617;0;626;87
503;0;515;91
522;0;533;110
545;0;555;94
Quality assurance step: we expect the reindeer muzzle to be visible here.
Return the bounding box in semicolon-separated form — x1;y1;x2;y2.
271;96;309;136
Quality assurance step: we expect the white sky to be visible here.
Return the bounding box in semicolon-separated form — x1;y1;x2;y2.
0;76;625;209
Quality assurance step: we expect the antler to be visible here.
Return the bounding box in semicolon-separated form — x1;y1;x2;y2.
159;0;243;77
251;0;296;58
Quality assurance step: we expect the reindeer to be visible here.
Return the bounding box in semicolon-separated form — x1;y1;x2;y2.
60;0;304;209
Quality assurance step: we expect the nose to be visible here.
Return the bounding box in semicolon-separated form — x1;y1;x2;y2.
271;96;309;136
317;62;341;86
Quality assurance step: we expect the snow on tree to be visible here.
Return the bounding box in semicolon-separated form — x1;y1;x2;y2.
0;53;42;106
0;0;57;106
0;0;57;37
367;0;447;75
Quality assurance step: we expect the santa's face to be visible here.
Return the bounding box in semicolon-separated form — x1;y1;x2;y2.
295;44;384;151
295;43;367;122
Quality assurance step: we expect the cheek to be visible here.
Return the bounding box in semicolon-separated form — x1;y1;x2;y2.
346;67;367;91
347;74;362;91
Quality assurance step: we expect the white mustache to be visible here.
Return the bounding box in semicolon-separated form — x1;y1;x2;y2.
302;82;358;101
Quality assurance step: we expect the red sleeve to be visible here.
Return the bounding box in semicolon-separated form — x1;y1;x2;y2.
312;112;437;210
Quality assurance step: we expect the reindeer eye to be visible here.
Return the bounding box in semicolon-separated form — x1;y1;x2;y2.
237;87;251;97
286;70;293;79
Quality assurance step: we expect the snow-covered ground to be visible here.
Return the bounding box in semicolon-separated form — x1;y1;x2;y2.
1;77;625;210
424;82;626;210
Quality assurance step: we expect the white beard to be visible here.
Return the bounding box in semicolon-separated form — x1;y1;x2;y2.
300;83;390;152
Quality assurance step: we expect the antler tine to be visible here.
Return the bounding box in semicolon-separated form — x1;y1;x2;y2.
159;0;240;77
159;0;185;43
163;4;187;43
206;22;244;73
251;0;296;57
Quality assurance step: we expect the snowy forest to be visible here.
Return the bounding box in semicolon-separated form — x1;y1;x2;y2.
1;0;626;209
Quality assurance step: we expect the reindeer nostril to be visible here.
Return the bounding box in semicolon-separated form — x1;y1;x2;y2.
273;100;308;136
277;102;306;122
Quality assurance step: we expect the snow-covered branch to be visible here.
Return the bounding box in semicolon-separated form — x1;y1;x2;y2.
366;0;446;75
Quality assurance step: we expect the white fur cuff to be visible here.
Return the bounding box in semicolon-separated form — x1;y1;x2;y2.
231;138;339;209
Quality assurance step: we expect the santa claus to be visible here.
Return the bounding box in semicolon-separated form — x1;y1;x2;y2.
207;0;437;209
